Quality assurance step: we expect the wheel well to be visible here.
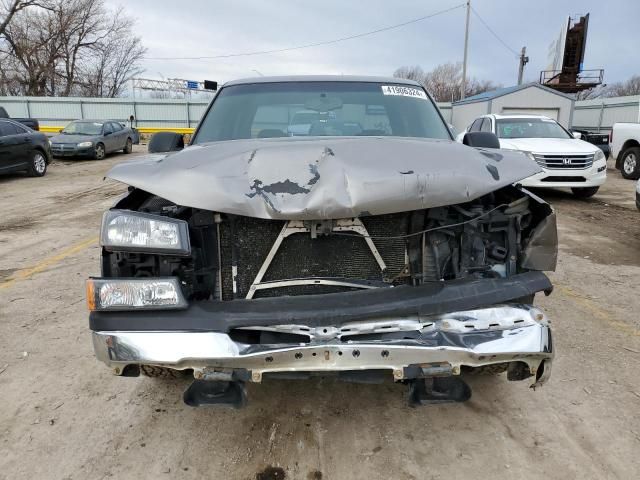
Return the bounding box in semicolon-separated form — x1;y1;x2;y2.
616;140;640;168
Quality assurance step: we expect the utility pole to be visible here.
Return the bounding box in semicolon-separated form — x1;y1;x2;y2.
517;46;529;85
460;0;471;100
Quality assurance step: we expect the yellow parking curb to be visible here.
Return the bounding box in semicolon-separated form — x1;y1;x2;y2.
39;126;195;134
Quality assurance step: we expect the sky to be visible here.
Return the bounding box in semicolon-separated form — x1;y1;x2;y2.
112;0;640;88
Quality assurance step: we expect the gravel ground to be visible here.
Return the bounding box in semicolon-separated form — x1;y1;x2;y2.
0;150;639;480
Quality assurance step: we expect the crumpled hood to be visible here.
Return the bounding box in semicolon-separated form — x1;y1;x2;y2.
106;136;542;220
499;137;599;154
50;134;99;144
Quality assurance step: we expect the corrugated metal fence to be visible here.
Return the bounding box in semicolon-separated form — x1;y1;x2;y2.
571;95;640;133
1;95;637;134
0;95;452;134
0;96;209;133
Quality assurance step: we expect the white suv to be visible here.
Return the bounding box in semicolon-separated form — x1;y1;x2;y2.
459;114;607;198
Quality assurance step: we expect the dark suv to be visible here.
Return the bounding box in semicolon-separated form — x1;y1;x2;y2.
88;76;556;408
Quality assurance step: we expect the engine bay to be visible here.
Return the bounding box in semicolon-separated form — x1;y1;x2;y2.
102;185;555;302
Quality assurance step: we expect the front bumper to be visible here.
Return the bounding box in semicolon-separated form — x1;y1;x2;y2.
520;160;607;188
51;144;95;157
92;305;553;388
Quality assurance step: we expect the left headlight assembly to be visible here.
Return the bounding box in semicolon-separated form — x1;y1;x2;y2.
101;209;191;255
77;141;94;147
86;277;188;311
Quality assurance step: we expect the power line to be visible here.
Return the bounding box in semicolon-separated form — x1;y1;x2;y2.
470;5;519;57
144;3;466;61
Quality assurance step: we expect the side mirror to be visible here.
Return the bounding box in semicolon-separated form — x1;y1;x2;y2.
148;131;184;153
462;131;501;149
572;131;582;139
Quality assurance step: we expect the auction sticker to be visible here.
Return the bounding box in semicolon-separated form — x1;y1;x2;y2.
381;85;427;99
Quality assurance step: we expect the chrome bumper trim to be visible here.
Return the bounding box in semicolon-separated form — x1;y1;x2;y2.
92;306;553;386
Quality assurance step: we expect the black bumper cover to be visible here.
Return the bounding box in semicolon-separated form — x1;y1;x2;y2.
89;272;553;333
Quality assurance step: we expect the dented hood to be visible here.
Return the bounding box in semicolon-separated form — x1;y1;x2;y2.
106;136;542;220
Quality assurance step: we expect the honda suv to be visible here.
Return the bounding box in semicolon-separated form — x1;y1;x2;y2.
459;114;607;198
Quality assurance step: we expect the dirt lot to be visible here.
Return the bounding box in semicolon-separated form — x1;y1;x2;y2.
1;150;639;480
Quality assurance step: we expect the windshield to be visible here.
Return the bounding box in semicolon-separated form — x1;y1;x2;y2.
496;118;571;139
62;121;103;135
193;82;451;143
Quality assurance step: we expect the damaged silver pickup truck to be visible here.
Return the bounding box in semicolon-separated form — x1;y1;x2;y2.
88;76;556;407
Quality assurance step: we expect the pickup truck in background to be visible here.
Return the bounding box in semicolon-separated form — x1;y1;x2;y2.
571;129;610;158
0;106;40;131
610;122;640;179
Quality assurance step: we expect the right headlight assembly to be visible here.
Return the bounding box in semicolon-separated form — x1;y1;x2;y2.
100;209;190;255
593;149;606;162
519;150;540;165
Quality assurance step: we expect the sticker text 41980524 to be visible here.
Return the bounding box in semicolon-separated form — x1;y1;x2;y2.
381;85;427;100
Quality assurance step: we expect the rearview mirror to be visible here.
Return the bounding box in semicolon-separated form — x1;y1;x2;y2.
462;132;501;149
148;131;184;153
304;96;343;112
572;131;582;139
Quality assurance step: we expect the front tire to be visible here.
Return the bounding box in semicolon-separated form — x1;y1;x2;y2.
94;143;105;160
621;147;640;180
123;137;132;154
27;150;47;177
571;186;599;198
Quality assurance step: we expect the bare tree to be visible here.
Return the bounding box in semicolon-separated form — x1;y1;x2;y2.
575;86;607;100
0;0;145;97
0;7;63;95
0;0;43;38
607;75;640;97
576;75;640;100
393;65;425;84
394;62;501;102
423;62;463;102
80;35;145;97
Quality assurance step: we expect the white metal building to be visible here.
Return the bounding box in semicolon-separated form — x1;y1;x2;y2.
450;83;575;132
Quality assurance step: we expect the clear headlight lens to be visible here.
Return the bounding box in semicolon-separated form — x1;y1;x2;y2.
86;277;187;311
101;210;190;255
594;149;605;162
77;141;93;147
